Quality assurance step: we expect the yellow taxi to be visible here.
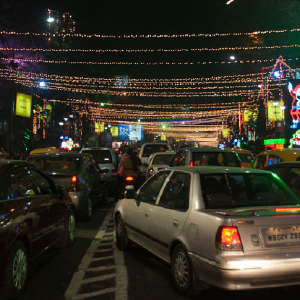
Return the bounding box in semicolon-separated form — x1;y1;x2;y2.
252;148;300;169
29;147;63;156
233;148;254;168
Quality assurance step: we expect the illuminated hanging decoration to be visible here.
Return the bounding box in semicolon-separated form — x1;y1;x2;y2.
288;83;300;128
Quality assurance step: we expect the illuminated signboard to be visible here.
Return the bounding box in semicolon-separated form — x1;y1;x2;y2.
15;93;32;118
289;130;300;148
288;82;300;128
264;139;285;145
267;100;284;121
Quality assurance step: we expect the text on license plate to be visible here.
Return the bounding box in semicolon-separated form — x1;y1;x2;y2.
266;227;300;244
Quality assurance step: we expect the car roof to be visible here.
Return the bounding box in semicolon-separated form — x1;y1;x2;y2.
256;148;300;155
169;166;269;174
179;147;235;153
81;147;113;151
28;152;88;158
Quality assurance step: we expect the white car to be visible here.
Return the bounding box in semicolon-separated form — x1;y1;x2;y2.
114;166;300;296
138;143;173;181
146;151;175;179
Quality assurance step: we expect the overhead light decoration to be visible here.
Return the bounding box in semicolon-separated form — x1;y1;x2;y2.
273;71;281;78
226;0;235;4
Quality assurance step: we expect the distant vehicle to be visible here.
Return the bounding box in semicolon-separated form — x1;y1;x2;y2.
264;161;300;198
146;151;175;179
168;147;242;168
252;148;300;169
28;152;107;220
138;143;173;180
29;147;63;156
233;148;254;168
80;147;118;196
0;160;75;299
115;166;300;296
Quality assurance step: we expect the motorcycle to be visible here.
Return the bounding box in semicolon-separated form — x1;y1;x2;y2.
115;175;137;201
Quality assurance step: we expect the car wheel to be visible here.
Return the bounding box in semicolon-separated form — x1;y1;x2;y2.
115;214;130;251
56;210;76;248
171;244;194;296
4;241;28;299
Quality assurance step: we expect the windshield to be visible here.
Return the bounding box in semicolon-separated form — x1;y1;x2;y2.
142;145;170;158
237;153;253;163
192;152;241;167
201;172;300;209
81;150;112;164
28;156;81;174
152;154;174;165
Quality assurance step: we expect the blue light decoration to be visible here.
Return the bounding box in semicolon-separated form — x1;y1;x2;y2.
232;138;241;148
273;71;281;79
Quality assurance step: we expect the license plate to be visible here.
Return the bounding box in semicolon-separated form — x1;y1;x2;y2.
265;227;300;244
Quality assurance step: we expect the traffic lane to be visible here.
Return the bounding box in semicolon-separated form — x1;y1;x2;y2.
15;201;114;300
124;245;300;300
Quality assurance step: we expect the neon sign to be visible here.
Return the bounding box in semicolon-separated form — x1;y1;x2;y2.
289;83;300;128
289;130;300;148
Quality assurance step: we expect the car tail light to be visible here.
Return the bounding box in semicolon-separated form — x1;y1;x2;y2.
216;226;242;251
148;167;155;177
125;176;134;181
69;176;81;192
188;160;194;167
112;169;117;177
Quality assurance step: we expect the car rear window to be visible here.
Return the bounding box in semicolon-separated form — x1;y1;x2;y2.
28;156;81;174
201;173;300;209
81;150;112;164
237;153;253;163
152;154;174;165
142;145;170;157
192;152;241;167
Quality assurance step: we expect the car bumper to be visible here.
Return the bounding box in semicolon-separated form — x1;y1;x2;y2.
189;252;300;290
69;191;88;211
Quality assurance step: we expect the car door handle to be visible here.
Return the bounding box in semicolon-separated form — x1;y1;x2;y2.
173;220;179;228
145;212;149;218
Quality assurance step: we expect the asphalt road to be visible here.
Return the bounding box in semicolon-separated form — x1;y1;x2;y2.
8;198;300;300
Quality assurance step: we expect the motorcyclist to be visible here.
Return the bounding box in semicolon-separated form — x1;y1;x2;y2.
115;146;138;201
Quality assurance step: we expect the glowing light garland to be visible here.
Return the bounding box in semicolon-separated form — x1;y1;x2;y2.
2;57;298;66
1;28;300;38
1;44;299;53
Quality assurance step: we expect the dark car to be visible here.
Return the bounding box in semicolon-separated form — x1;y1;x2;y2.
27;152;108;220
0;160;75;299
264;161;300;198
168;147;242;168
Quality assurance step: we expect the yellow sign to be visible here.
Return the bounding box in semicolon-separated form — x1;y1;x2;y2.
100;122;105;133
161;135;166;141
111;126;118;137
244;110;258;122
15;93;32;118
222;128;230;138
268;101;285;121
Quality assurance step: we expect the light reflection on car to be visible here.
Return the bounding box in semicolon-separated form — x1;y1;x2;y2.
114;166;300;296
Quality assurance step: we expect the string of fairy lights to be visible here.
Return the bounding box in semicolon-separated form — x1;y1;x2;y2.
0;28;297;142
2;57;299;66
1;44;299;53
1;27;300;38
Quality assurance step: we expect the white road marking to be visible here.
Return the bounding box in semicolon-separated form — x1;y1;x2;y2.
64;206;128;300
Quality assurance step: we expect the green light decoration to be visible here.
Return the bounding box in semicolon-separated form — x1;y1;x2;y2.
289;130;300;148
264;138;285;145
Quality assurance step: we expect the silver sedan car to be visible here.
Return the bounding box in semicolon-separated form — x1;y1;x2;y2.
114;166;300;296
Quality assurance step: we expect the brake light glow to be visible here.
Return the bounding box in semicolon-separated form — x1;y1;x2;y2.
216;226;242;251
240;163;244;168
125;176;134;181
70;176;81;192
188;160;194;167
276;207;300;212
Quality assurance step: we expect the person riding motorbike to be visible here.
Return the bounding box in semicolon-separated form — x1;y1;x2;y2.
115;146;139;201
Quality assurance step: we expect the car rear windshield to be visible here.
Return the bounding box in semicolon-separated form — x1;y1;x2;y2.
237;153;253;163
81;150;112;164
201;173;300;209
192;152;241;167
152;154;174;165
142;145;170;157
28;156;81;174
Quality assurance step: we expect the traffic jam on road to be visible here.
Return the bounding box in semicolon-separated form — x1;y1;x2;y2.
3;146;300;299
2;0;300;299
